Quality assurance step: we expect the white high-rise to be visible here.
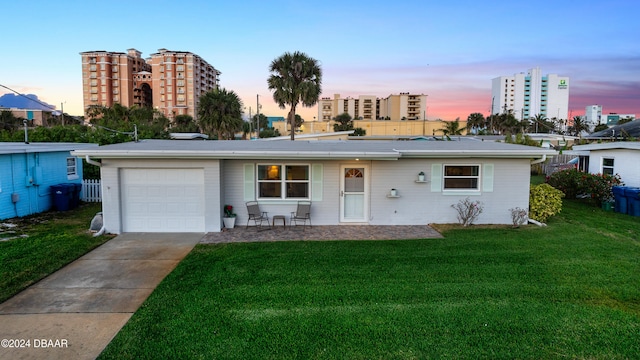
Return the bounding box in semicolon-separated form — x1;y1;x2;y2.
491;67;569;121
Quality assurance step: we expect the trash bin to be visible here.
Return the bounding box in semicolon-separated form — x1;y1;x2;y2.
601;200;614;212
51;184;73;211
64;182;82;209
612;186;627;214
625;188;640;217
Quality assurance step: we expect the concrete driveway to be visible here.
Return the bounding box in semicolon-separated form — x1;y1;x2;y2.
0;233;203;360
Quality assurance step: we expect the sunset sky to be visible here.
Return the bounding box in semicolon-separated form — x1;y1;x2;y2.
1;0;638;122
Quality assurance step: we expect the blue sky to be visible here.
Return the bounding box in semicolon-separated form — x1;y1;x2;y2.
1;0;638;121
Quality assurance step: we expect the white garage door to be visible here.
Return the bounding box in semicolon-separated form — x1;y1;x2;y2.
121;168;205;232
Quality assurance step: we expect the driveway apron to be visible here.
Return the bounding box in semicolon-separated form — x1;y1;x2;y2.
0;233;203;360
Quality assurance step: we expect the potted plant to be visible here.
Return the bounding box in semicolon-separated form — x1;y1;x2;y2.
390;188;398;197
223;204;236;228
418;171;425;182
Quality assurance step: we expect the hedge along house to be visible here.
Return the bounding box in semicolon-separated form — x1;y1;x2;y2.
0;142;98;220
71;139;556;234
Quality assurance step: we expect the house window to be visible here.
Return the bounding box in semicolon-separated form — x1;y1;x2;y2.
66;157;78;179
443;165;480;190
257;164;309;199
602;158;614;175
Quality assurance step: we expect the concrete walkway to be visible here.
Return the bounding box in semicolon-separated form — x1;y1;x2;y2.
0;233;203;360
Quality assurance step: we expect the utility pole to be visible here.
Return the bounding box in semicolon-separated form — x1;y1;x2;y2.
61;102;65;126
256;95;260;139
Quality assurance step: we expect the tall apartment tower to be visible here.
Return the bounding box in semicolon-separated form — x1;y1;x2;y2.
80;48;220;119
318;93;427;121
148;48;220;119
80;49;151;110
491;67;569;121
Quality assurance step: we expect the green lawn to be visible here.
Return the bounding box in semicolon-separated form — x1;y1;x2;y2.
100;200;640;359
0;202;110;303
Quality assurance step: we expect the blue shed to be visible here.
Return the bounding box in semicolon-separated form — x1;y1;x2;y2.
0;142;98;220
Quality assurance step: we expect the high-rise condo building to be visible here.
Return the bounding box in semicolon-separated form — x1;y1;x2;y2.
80;48;220;119
491;67;569;121
318;93;427;122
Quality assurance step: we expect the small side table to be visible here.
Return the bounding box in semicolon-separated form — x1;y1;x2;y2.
272;215;286;229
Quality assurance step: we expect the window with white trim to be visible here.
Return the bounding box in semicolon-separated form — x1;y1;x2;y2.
443;165;480;190
66;157;78;179
257;164;309;199
602;158;614;175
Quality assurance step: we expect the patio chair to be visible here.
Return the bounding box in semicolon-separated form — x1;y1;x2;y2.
246;201;271;231
290;201;312;230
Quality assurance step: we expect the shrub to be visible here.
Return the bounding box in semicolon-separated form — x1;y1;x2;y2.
580;173;622;203
509;207;528;227
546;169;581;199
547;169;622;204
451;197;483;226
529;184;564;223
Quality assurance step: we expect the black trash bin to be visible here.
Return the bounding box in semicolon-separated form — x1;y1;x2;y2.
51;184;73;211
64;182;82;209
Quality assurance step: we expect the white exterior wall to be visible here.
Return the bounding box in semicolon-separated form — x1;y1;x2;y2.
222;158;531;227
545;74;570;121
585;105;603;128
528;67;542;118
99;158;222;234
587;150;640;187
368;158;530;225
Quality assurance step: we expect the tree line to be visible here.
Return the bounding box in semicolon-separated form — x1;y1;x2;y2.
464;111;629;137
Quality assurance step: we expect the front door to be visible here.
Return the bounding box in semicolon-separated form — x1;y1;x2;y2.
340;165;368;223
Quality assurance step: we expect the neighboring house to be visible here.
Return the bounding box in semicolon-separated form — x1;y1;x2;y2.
0;142;98;220
72;140;555;234
567;142;640;187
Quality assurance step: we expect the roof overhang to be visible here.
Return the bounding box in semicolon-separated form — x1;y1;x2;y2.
71;149;402;160
395;149;557;159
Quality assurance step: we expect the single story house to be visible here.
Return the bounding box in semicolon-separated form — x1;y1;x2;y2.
72;139;555;234
0;142;98;220
567;142;640;187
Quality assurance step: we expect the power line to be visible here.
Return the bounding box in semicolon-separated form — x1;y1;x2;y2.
0;83;86;124
0;83;56;110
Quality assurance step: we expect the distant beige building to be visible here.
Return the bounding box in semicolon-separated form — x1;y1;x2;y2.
272;118;467;137
318;93;428;122
0;108;53;126
80;48;220;119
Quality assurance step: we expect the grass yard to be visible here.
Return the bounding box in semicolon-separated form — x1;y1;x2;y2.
100;200;640;359
0;202;110;303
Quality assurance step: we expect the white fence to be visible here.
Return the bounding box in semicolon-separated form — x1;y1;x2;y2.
81;179;102;202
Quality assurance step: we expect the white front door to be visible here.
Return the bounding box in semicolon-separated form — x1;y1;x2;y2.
340;165;369;223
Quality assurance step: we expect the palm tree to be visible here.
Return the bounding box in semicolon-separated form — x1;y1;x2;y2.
530;113;550;133
197;88;243;140
439;118;464;139
267;51;322;140
570;115;589;137
466;112;485;134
